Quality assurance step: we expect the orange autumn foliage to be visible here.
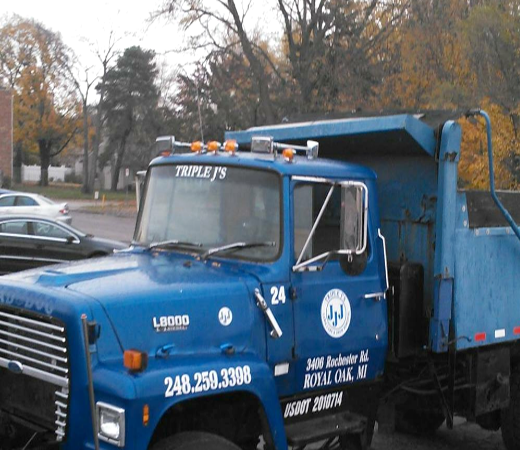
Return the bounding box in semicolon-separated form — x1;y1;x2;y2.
459;101;519;190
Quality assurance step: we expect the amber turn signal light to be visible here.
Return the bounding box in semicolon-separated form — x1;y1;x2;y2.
143;404;150;426
224;140;238;154
124;349;148;372
282;148;295;162
207;141;220;152
191;141;203;152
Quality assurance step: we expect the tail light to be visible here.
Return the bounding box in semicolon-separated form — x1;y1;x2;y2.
60;204;69;215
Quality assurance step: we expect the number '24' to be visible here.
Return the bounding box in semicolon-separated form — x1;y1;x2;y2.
270;286;286;305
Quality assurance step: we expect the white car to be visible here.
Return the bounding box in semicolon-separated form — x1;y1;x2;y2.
0;192;72;224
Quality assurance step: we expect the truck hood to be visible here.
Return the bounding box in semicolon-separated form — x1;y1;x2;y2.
7;252;264;359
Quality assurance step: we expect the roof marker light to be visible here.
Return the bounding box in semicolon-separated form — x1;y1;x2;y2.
191;141;203;153
224;140;238;155
282;148;295;162
207;141;220;153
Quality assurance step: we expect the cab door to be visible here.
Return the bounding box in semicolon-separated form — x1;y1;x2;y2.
289;178;387;403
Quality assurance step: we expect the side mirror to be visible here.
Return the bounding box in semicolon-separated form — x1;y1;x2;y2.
340;251;368;276
66;236;75;245
340;185;367;253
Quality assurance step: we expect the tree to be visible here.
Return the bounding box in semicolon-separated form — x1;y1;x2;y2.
89;31;121;192
68;61;96;193
459;100;519;190
276;0;408;113
463;3;520;115
158;0;278;123
0;16;79;185
377;0;476;109
102;46;160;190
168;52;266;143
158;0;407;120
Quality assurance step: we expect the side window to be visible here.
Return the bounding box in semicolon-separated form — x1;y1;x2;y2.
0;220;29;235
294;183;341;259
0;196;15;207
15;196;38;207
33;222;70;239
294;181;368;264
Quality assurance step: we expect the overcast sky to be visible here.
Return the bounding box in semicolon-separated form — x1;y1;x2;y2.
1;1;279;79
1;0;181;70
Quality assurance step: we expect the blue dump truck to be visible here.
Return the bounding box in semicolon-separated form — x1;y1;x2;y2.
0;110;519;450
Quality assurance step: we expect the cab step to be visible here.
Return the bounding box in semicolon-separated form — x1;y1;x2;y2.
284;411;366;447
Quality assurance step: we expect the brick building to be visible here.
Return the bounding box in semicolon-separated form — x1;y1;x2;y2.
0;88;12;186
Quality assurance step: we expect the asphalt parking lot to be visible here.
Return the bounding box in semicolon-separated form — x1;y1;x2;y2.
371;420;504;450
70;209;137;243
68;207;507;450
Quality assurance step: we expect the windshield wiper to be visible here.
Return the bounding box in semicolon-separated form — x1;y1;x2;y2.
201;241;275;261
147;240;203;251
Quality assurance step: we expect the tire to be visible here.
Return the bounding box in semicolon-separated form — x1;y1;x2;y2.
365;416;375;447
151;431;242;450
502;367;520;450
340;433;364;450
395;408;445;435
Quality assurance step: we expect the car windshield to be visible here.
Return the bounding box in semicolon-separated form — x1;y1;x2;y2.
135;164;281;261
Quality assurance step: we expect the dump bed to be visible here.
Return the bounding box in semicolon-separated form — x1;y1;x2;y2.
226;113;520;354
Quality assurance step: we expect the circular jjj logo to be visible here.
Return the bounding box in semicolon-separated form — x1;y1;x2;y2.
218;307;233;326
321;289;351;338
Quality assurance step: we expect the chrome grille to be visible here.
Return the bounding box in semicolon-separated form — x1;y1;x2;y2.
0;307;69;441
55;387;69;441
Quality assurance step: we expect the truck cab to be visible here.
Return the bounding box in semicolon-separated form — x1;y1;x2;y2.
133;142;389;445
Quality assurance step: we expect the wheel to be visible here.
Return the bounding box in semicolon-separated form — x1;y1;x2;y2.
365;416;375;447
151;431;242;450
395;408;445;435
340;433;365;450
502;366;520;450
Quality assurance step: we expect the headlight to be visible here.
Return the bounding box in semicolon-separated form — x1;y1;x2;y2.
96;402;125;447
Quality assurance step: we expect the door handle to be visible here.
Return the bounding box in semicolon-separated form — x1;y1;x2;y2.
364;292;385;301
254;288;283;339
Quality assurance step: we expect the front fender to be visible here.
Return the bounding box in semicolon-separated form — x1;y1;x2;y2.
128;353;288;450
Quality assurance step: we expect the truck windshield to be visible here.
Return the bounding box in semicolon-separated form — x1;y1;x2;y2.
135;164;281;261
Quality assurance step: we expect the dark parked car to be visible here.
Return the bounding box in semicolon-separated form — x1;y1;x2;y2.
0;215;128;274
